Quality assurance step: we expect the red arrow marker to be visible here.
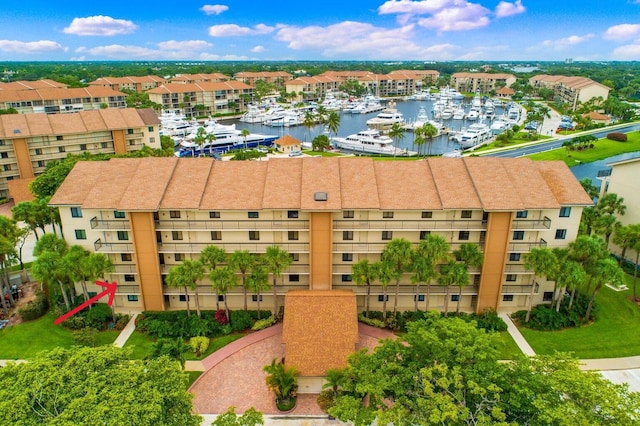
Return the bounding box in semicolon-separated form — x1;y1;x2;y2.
54;280;118;325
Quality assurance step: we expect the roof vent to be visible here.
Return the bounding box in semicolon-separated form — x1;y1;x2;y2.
314;191;327;201
13;129;20;134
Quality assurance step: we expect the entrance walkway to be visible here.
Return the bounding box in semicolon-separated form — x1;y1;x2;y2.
499;312;535;356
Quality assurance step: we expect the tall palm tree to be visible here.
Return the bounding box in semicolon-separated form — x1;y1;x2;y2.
228;250;255;311
452;243;483;313
205;133;216;156
194;127;206;157
326;110;340;138
352;258;377;318
302;110;316;142
180;259;205;317
372;260;396;322
584;258;624;322
263;245;292;316
614;224;640;301
437;260;468;315
388;122;405;157
246;258;269;319
381;238;413;318
413;126;425;157
523;247;558;322
315;105;328;125
420;122;438;157
241;128;250;150
166;262;201;318
200;245;227;311
411;235;450;310
209;266;238;322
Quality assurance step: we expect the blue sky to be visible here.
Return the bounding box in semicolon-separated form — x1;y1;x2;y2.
1;0;640;62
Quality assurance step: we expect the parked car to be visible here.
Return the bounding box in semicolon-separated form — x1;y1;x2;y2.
288;150;302;157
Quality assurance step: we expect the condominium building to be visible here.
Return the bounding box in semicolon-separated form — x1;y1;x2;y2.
0;86;127;114
529;75;610;110
450;72;517;94
169;73;230;84
87;76;166;93
49;157;591;315
233;71;293;88
146;81;253;118
285;76;342;102
1;108;160;201
0;79;67;91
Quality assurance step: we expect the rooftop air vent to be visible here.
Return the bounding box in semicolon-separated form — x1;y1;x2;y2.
314;192;327;201
13;129;20;134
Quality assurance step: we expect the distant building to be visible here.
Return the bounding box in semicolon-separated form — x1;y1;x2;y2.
233;71;293;88
1;108;160;201
0;86;126;114
496;86;515;99
582;111;612;125
169;73;230;84
274;135;302;154
450;72;517;94
529;75;610;110
285;76;342;102
0;79;66;91
87;76;166;93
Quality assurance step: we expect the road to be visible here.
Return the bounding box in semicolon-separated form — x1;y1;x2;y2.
483;123;640;158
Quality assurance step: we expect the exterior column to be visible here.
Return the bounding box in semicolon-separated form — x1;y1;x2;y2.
129;212;164;311
112;129;127;154
476;212;512;312
308;212;332;290
12;139;34;179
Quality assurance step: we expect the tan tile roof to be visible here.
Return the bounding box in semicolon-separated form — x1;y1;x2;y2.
274;135;301;147
147;81;251;94
7;178;35;203
452;72;515;80
49;161;108;206
0;79;66;90
88;75;166;85
282;290;358;377
529;75;610;91
583;111;610;121
50;157;591;211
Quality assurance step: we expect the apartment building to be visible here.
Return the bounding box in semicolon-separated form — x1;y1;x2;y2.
233;71;293;88
146;81;253;118
529;75;610;110
450;72;517;94
87;76;166;93
1;108;160;201
0;79;67;91
169;73;230;84
0;86;127;114
285;76;342;102
49;156;591;315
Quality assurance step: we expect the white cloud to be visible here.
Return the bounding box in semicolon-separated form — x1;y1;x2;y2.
495;0;526;19
611;44;640;59
157;40;212;50
63;16;137;36
378;0;457;15
417;3;491;31
0;39;67;53
603;24;640;41
200;4;229;15
208;23;275;37
528;34;594;52
250;45;265;53
379;1;497;31
199;52;251;60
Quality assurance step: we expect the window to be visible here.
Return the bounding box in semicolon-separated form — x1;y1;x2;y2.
79;144;87;151
473;275;481;285
342;253;353;262
451;294;460;302
503;294;514;302
289;274;299;282
209;211;220;219
35;148;42;155
218;295;225;302
37;160;45;168
420;230;431;240
74;229;86;240
543;291;554;302
121;253;132;261
101;142;108;149
2;164;10;172
506;274;517;282
148;126;154;132
458;231;470;241
175;253;185;261
249;231;260;240
377;295;389;302
56;135;63;141
70;207;82;218
251;295;263;302
343;231;353;241
210;231;221;240
415;294;425;302
287;210;299;218
382;231;393;240
127;295;139;302
117;231;129;241
509;253;521;262
516;210;528;218
58;146;65;153
382;211;394;219
172;231;183;241
343;210;354;219
555;229;567;240
559;207;571;218
290;253;299;261
169;210;181;219
0;152;7;159
461;210;472;219
512;231;524;240
127;128;134;135
342;274;352;282
124;274;135;282
179;295;190;302
114;211;125;219
287;231;299;241
248;211;259;219
422;211;433;219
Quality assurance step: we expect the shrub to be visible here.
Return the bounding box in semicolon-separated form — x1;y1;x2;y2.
114;314;130;331
62;316;86;330
252;316;276;331
84;303;113;330
472;308;508;332
17;290;49;321
358;313;385;328
317;389;336;413
215;309;228;325
606;132;627;142
73;327;98;347
230;310;255;332
512;293;593;331
189;336;210;357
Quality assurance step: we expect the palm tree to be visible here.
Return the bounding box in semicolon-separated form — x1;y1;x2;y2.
200;245;227;310
205;133;216;156
584;258;625;322
315;105;328;125
263;358;299;405
302;110;316;142
263;245;292;316
381;238;413;318
388;122;405;157
180;259;205;317
411;235;450;310
523;247;558;322
352;258;377;318
228;250;255;312
194;127;206;157
165;264;193;317
209;265;238;321
322;368;346;397
63;245;91;302
553;258;586;312
420;122;439;157
241;128;250;150
452;243;483;313
372;260;396;322
326;111;340;138
246;259;269;319
437;260;468;315
413;126;425;157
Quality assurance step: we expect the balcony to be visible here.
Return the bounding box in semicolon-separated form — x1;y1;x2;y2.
512;217;551;230
112;264;138;274
501;284;538;295
155;219;309;231
94;238;134;252
333;219;486;231
114;285;140;294
90;217;129;230
157;242;309;253
508;239;547;252
503;264;532;274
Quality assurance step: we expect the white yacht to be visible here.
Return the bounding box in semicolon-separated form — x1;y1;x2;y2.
366;109;405;129
332;129;411;156
458;122;492;149
452;104;466;120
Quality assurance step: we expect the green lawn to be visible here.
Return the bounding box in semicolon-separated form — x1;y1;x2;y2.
473;133;552;153
495;331;523;360
124;330;245;360
518;276;640;358
527;132;640;166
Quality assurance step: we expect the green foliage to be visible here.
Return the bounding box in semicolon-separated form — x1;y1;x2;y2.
0;346;201;425
230;149;267;161
251;316;276;331
150;338;190;368
512;293;594;331
72;327;99;347
212;406;264;426
607;131;628;142
189;336;210;357
17;290;49;321
357;313;386;328
263;358;299;405
472;308;508;332
84;303;113;329
311;134;331;151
